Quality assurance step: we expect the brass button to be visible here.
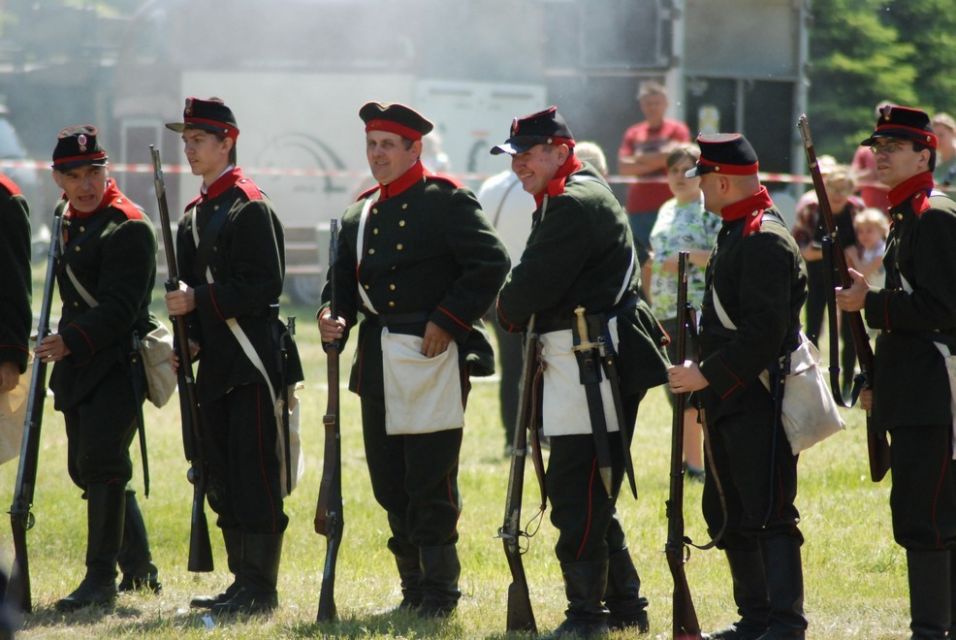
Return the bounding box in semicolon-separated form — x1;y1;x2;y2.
73;301;79;307
390;265;396;271
401;203;408;210
372;207;379;215
75;246;81;252
79;226;86;233
368;248;376;255
388;301;396;308
396;243;404;251
399;220;406;227
373;228;379;235
214;205;219;211
388;283;396;291
363;284;370;290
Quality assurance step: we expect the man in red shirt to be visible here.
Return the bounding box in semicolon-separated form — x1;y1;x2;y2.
617;80;690;251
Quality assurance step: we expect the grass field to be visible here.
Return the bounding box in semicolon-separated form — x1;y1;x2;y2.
0;293;910;639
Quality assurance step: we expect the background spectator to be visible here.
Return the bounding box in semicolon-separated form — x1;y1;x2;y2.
931;112;956;187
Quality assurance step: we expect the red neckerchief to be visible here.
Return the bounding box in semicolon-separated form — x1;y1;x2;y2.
65;178;121;220
200;167;245;202
720;186;774;222
888;171;934;216
379;160;426;202
533;153;583;208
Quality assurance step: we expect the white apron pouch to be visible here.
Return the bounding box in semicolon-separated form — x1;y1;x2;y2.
540;317;621;437
381;328;464;435
931;342;956;459
0;357;31;465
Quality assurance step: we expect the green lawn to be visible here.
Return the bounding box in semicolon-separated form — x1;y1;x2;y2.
0;296;908;639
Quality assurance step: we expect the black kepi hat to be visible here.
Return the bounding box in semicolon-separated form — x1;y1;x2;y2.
165;97;239;139
359;102;433;141
52;125;108;171
490;106;575;155
860;104;937;149
685;133;759;178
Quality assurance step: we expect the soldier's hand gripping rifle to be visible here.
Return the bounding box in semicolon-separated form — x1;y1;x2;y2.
498;314;547;634
150;146;214;572
7;207;64;613
665;252;703;640
315;219;343;623
797;116;890;482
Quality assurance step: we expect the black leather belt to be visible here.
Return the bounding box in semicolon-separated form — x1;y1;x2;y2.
537;293;639;334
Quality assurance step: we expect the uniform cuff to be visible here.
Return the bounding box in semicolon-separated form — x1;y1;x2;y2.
863;290;888;331
429;306;472;342
699;355;744;400
60;323;96;366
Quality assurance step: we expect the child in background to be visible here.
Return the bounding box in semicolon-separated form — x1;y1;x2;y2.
850;208;889;290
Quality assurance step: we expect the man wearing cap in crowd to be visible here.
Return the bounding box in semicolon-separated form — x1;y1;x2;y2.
494;106;669;637
931;112;956;188
35;125;162;611
318;102;508;617
837;105;956;640
668;133;808;640
165;97;303;614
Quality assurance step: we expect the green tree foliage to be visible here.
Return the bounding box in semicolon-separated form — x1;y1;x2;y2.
879;0;956;115
808;0;918;158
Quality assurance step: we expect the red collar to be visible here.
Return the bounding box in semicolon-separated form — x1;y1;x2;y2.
533;154;583;208
65;179;122;220
720;186;774;222
202;167;245;201
379;160;426;201
888;171;934;210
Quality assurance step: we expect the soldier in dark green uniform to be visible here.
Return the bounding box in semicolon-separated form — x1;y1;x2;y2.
0;171;30;628
837;105;956;640
318;102;509;617
165;97;302;615
669;134;808;640
36;126;161;611
493;107;669;638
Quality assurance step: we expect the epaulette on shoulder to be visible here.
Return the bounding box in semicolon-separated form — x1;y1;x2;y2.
110;194;145;221
356;185;380;202
0;173;21;197
426;173;463;189
235;176;263;201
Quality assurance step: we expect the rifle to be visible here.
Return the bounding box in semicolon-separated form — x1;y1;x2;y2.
498;315;547;634
315;219;343;623
150;146;214;572
7;206;64;613
664;252;703;640
797;115;890;482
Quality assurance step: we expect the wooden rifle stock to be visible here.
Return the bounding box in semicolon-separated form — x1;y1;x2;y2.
315;219;343;623
665;253;703;640
150;146;214;572
797;116;890;482
7;207;64;613
499;315;545;634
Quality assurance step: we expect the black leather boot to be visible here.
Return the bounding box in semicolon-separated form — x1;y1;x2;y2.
191;528;242;609
117;489;161;594
604;548;649;632
55;483;125;612
418;544;461;618
212;532;282;615
389;539;423;611
546;560;610;639
703;548;769;640
754;536;806;640
906;549;949;640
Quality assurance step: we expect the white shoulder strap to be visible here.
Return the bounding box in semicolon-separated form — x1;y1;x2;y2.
355;196;379;315
711;287;737;330
65;265;99;308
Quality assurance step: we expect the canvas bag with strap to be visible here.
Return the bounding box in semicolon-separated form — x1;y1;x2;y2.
710;269;844;454
189;203;303;496
355;195;464;435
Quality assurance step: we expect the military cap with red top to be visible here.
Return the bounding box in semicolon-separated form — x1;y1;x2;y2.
165;97;239;140
52;125;108;171
360;102;433;140
860;104;937;149
490;106;575;156
685;133;759;178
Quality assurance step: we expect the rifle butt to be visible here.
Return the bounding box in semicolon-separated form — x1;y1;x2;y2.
867;421;891;482
505;580;537;633
187;491;214;572
666;549;702;638
316;536;339;623
8;521;31;613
